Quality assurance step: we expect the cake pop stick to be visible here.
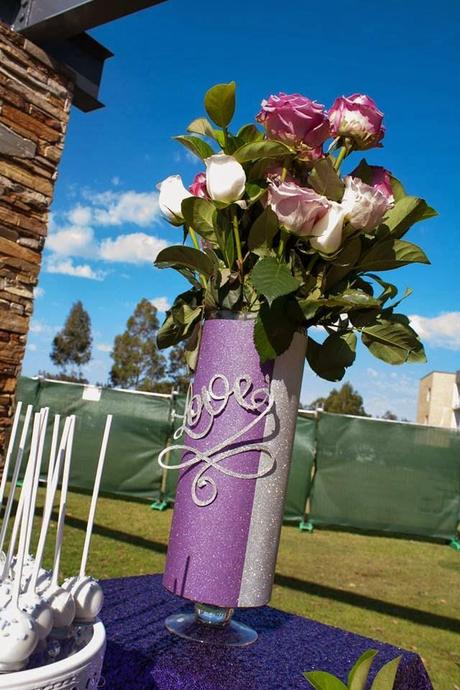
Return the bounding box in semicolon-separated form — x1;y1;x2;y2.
0;422;40;673
0;405;33;558
0;401;22;511
37;416;76;630
23;408;49;563
1;409;38;583
30;417;71;594
63;415;112;623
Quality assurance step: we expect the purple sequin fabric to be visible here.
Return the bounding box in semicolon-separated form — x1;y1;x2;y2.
100;574;433;690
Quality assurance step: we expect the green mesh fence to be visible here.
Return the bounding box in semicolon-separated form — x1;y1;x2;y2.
310;412;460;539
15;377;171;501
11;377;460;539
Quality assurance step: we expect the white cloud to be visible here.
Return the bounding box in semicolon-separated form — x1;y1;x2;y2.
67;205;93;226
96;343;112;353
34;287;45;298
92;191;160;227
46;257;105;281
47;225;95;257
99;233;168;264
111;176;121;186
29;319;56;335
28;343;37;352
151;296;170;313
409;312;460;350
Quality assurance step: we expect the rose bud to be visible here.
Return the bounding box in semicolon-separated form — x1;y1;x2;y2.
205;154;246;203
328;94;385;150
157;175;192;223
341;176;393;231
310;202;347;254
267;181;329;236
257;93;330;148
189;172;209;199
297;145;325;165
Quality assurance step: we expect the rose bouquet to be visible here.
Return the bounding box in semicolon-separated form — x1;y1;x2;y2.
156;82;435;380
155;83;436;645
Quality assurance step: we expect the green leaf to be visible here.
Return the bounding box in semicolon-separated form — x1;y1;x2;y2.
181;197;216;240
237;123;264;144
253;299;297;362
245;182;267;204
370;656;401;690
204;81;236;128
303;671;347;690
157;313;188;349
365;274;398;304
234;140;291;163
251;257;300;305
361;318;426;364
308;158;345;202
348;650;378;690
187;117;216;138
306;332;357;382
248;207;279;251
380;196;437;239
155;245;215;277
349;158;374;185
389;175;406;202
174;135;214;161
358;239;430;271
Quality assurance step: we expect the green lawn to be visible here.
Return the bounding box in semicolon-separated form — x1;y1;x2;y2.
21;488;460;690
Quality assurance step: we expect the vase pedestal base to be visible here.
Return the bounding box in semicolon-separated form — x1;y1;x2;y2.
165;603;258;647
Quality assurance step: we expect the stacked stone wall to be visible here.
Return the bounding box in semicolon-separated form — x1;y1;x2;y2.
0;21;73;457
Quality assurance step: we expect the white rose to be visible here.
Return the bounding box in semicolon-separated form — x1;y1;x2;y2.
205;154;246;203
310;202;346;254
157;175;191;222
341;176;392;231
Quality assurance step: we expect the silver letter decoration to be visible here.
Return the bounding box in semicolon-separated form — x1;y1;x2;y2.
158;374;276;507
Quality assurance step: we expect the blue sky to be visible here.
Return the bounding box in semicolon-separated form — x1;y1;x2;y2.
23;0;460;419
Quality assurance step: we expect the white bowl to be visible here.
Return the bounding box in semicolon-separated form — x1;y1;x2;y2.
0;620;106;690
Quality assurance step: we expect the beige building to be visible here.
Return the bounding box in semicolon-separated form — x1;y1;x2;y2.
417;371;460;429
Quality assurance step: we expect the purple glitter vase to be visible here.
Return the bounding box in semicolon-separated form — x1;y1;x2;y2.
160;313;306;643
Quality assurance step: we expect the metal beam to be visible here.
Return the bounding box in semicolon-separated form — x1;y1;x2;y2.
11;0;166;42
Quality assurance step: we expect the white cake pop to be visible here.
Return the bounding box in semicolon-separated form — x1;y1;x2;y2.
18;590;53;640
37;581;75;629
0;607;38;672
61;575;103;623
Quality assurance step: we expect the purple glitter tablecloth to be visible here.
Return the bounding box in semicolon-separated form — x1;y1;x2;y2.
100;574;433;690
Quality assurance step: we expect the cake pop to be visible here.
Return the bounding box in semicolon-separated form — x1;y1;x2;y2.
62;415;112;623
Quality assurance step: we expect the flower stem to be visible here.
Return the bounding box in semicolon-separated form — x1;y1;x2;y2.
188;226;207;288
231;207;244;277
333;145;348;172
280;157;289;182
278;228;287;259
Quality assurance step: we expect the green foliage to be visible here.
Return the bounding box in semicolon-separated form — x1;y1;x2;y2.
50;301;92;377
109;299;167;392
306;382;367;416
304;650;401;690
205;81;236;128
157;80;436;378
306;333;357;382
251;257;300;305
173;135;214;161
308;158;344;202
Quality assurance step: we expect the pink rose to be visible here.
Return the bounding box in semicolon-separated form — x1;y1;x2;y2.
297;145;324;165
368;166;393;200
341;176;393;231
189;172;208;198
267;181;329;236
328;94;385;150
257;93;330;148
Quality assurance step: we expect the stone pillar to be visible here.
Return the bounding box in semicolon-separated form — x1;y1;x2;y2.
0;21;74;458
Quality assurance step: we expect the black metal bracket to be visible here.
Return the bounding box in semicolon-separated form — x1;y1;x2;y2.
0;0;166;112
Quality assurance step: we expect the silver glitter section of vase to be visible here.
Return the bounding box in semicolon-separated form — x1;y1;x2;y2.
237;331;307;607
